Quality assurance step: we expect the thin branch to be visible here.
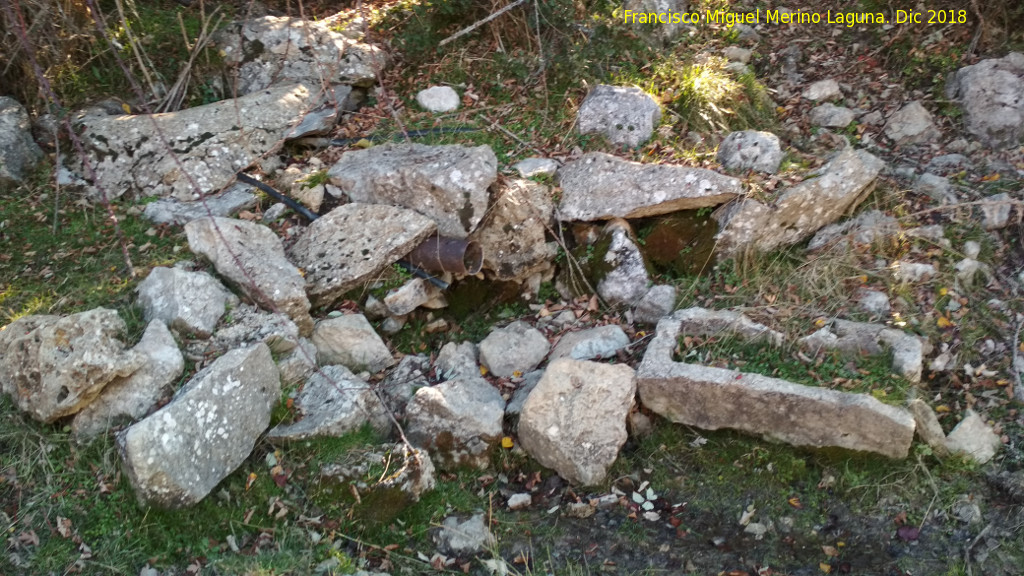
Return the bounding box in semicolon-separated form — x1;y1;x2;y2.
438;0;527;47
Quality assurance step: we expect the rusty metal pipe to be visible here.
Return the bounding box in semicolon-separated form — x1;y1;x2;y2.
406;235;483;276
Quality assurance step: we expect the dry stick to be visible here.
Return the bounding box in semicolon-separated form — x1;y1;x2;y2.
478;112;546;157
1012;315;1024;403
438;0;527;47
113;0;159;103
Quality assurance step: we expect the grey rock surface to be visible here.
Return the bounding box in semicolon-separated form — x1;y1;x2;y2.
267;365;391;442
434;514;495;556
717;130;784;174
416;86;460;112
478;321;550;378
925;153;971;176
215;16;388;94
548;324;630;362
715;148;885;256
384;278;445;317
186;217;313;335
908;399;949;456
915;173;957;204
142;183;258;226
809;103;856;128
981;193;1016;230
884;101;940;145
670;306;784;345
512;157;559;179
288;203;436;307
633;284;678;325
558;152;742;220
470;178;556;283
328;144;496;237
0;309;145;423
276;337;317;387
637;315;915;458
806;210;900;251
435;341;479;381
405;376;505;470
118;343;280;508
379;354;430;417
577;85;662;148
519;358;637;486
595;219;651;306
319;444;435;524
945;52;1024;149
802;79;842;101
0;96;44;186
72;83;318;202
856;289;891;317
187;304;300;358
136;266;239;338
505;370;543;416
945;410;1001;464
799;319;925;383
72;321;184;441
312;314;395;374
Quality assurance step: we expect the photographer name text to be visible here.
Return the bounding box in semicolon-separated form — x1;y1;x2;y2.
623;9;967;28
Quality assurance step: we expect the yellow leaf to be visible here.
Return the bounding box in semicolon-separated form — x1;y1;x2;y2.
871;389;887;399
246;472;258;491
513;370;523;378
858;275;868;283
814;317;827;328
787;496;803;508
939;287;948;296
935;405;951;413
501;437;514;449
820;562;832;573
120;102;132;114
937;316;954;328
981;173;1000;182
354;138;374;148
480;365;489;376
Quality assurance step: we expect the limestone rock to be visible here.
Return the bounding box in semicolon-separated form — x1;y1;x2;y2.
722;46;752;64
577;85;662;148
945;410;1001;464
549;325;630;361
186;217;311;334
478;321;550;378
72;83;318;202
435;341;479;381
802;79;842;101
981;193;1016;230
416;86;460;112
884;101;940;146
519;358;637;485
809;103;855;128
384;278;445;317
0;97;44;186
328;144;496;238
136;266;238;338
624;0;689;45
312;314;394;374
925;153;971;176
715;148;885;256
505;370;543;416
908;399;949;456
319;444;435;526
557;152;742;221
470;179;556;282
118;343;280;508
187;304;299;359
288;203;436;307
594;219;651;306
0;309;146;423
215;16;388;94
405;377;505;470
856;289;891;317
512;157;559;179
267;365;391;442
799;319;925;383
276;337;317;386
633;284;678;325
379;354;431;417
72;321;184;441
915;173;958;205
434;514;495;556
717;130;784;174
945;52;1024;149
806;210;899;251
142;183;258;225
670;306;783;345
637;315;915;458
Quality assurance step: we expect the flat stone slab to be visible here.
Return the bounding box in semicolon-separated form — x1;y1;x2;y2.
637;313;916;459
72;83;318;202
557;152;742;221
287;203;437;308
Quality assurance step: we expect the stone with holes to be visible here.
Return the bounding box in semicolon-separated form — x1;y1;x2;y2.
577;85;662;148
717;130;784;174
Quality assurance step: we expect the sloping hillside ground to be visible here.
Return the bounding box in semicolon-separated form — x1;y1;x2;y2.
1;0;1024;575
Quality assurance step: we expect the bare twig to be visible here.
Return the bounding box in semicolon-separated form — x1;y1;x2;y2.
439;0;527;47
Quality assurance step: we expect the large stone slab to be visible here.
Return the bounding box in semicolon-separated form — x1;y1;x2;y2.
186;217;313;335
267;365;391;442
714;148;885;256
287;203;436;308
71;83;318;202
328;144;496;238
215;16;388;94
576;85;662;148
405;376;505;470
637;313;915;458
469;178;556;283
0;309;146;423
519;359;636;486
0;96;44;186
945;52;1024;149
118;343;280;508
557;152;742;221
72;321;185;441
136;266;239;338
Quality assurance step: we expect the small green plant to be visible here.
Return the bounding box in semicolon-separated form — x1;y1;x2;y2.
298;170;330;189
